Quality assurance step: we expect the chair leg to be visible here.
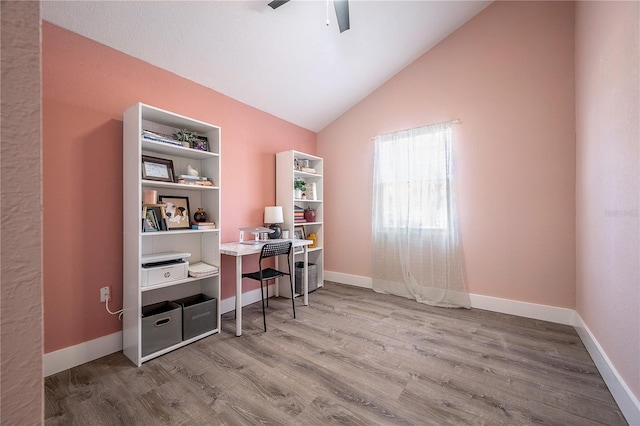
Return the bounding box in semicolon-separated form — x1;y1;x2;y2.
289;274;296;319
265;281;269;308
259;279;267;332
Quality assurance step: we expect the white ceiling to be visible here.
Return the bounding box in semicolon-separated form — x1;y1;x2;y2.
41;1;491;132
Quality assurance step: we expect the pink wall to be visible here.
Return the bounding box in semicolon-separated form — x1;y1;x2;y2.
575;1;639;401
318;2;576;308
42;22;316;353
1;2;44;423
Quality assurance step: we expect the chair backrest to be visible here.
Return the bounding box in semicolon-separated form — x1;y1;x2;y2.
260;241;292;260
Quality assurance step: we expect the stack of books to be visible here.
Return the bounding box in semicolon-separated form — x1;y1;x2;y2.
177;174;215;186
294;205;306;223
142;129;182;146
191;221;216;230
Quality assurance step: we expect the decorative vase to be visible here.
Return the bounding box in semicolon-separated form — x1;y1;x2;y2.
304;209;316;222
294;189;302;199
193;208;207;222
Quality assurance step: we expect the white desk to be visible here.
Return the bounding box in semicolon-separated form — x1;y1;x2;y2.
220;239;312;336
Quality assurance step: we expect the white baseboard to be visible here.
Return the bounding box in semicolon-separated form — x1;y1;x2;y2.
468;293;576;326
44;331;123;377
324;271;372;289
45;285;276;376
574;314;640;425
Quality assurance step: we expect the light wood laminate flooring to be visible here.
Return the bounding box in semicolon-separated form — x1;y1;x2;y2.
45;282;626;425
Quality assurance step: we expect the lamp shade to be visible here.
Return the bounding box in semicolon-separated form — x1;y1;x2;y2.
264;206;284;224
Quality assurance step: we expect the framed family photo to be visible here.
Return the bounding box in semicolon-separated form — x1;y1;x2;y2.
294;226;306;240
142;204;167;232
143;209;160;232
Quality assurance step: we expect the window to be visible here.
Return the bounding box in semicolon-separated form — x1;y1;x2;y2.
373;124;452;230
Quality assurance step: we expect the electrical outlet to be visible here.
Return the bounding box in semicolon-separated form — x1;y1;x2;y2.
100;286;110;302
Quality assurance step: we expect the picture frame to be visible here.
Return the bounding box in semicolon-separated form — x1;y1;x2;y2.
142;208;160;232
193;135;209;152
142;204;168;231
158;195;191;230
294;226;306;240
141;155;175;182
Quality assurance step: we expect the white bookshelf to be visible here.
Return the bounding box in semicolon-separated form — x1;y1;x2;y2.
276;150;324;298
123;103;221;366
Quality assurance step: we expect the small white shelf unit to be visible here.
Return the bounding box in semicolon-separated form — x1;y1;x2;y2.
123;102;221;366
276;150;324;298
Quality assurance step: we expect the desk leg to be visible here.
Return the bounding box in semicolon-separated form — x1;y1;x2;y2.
303;245;309;306
235;256;242;337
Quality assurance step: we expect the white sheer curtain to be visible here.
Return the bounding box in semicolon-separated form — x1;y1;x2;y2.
372;122;470;308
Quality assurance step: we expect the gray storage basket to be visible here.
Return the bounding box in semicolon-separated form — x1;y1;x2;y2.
295;261;318;294
141;301;182;357
174;294;217;340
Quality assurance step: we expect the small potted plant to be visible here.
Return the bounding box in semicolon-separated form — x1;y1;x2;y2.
294;178;306;199
173;129;199;149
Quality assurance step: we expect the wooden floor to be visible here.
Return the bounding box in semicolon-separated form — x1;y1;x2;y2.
45;282;626;425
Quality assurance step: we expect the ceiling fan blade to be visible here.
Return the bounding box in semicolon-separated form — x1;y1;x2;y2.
333;0;350;33
268;0;290;9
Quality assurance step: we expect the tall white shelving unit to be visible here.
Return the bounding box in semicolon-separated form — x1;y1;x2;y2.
276;150;324;297
123;103;221;366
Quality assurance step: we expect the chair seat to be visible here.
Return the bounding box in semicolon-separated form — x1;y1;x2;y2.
242;268;288;281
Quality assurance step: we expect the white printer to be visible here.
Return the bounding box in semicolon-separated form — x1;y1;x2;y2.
140;252;191;287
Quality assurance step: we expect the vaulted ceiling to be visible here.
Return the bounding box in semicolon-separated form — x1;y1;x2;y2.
42;1;491;132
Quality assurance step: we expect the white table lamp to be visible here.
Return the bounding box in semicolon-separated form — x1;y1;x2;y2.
264;206;284;239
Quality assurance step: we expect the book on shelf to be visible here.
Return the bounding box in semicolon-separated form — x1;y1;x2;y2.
177;175;215;186
191;221;216;230
142;129;182;146
179;174;212;181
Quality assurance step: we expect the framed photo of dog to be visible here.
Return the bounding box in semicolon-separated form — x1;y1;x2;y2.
158;195;191;230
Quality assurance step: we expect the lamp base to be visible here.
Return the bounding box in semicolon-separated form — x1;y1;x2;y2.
268;224;282;239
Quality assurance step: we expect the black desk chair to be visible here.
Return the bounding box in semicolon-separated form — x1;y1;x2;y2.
241;241;295;332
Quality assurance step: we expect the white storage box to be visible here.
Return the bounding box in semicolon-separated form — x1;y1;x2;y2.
141;252;191;287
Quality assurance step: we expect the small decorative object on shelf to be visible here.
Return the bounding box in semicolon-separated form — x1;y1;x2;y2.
294;178;306;199
186;164;199;176
193;208;207;222
193;136;208;151
304;207;316;222
172;129;209;151
307;232;317;248
173;129;199;148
